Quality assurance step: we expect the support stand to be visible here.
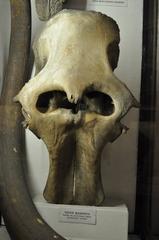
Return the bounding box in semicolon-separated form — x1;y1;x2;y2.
34;195;128;240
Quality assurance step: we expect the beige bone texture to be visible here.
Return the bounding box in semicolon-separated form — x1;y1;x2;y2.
15;9;138;206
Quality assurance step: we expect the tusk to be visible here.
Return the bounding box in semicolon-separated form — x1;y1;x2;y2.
0;0;66;239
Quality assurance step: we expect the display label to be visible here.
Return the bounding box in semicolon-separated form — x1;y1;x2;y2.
87;0;128;7
59;207;96;225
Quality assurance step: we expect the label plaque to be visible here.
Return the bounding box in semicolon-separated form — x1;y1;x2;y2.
87;0;128;7
59;207;97;225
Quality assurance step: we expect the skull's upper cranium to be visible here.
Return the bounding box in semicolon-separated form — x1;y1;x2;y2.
15;10;138;205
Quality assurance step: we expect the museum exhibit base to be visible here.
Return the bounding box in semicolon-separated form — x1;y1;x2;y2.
1;197;142;240
33;196;128;240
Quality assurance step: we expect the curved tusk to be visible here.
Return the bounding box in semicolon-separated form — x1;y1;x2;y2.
0;1;65;239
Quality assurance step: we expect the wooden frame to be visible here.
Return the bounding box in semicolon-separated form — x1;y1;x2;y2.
135;0;158;239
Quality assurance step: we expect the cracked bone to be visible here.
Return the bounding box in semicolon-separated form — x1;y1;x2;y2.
15;10;138;205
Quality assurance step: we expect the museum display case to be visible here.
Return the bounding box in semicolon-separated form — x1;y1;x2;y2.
0;0;158;240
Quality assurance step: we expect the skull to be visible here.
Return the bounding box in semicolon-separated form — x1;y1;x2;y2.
14;10;138;205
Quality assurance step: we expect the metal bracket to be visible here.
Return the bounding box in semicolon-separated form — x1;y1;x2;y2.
35;0;67;21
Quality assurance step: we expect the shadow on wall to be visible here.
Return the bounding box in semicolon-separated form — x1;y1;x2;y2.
64;0;87;10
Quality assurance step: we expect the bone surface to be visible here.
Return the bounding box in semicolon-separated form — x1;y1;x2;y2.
15;10;138;205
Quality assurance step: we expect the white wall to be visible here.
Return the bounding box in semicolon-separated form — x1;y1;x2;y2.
0;0;143;233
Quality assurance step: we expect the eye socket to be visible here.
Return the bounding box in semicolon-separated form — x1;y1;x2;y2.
36;91;54;113
85;91;114;116
107;40;119;71
36;91;77;113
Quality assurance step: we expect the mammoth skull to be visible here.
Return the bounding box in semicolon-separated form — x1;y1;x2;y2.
15;10;138;206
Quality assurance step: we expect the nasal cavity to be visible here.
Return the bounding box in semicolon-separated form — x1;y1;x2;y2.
85;91;114;116
36;91;77;113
